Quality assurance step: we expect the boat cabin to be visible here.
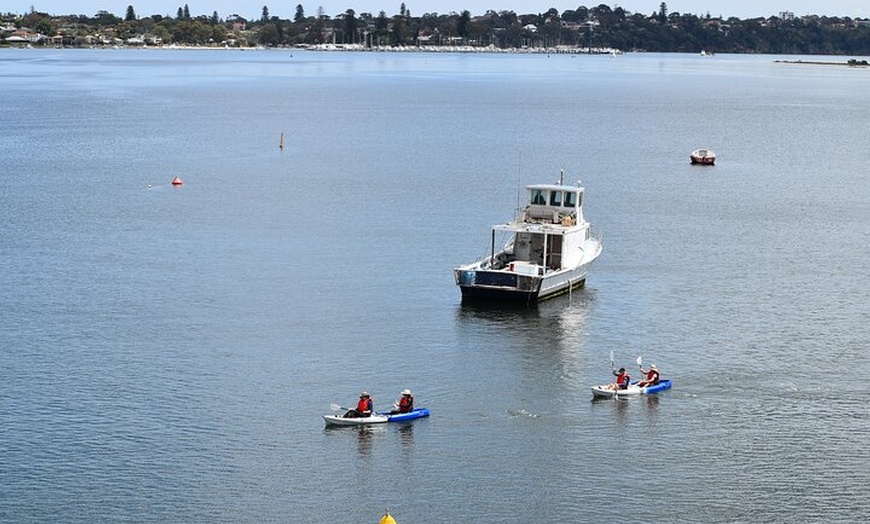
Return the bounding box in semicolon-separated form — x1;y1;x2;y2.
524;184;585;226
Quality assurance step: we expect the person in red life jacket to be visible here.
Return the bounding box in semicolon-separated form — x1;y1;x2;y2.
390;389;414;414
637;364;660;387
606;367;631;390
344;391;373;418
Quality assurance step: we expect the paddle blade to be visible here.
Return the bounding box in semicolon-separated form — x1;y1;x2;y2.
330;403;342;411
637;356;643;366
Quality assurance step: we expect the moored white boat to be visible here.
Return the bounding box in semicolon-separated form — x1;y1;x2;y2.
454;173;602;304
591;379;673;399
690;148;715;165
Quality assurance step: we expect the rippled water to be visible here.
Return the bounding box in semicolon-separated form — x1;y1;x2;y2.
1;49;868;523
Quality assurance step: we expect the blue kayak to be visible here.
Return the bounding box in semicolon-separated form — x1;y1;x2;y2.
591;379;673;399
378;407;431;422
642;379;673;395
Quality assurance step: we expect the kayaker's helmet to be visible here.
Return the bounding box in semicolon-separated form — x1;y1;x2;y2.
618;368;626;373
402;389;412;396
360;391;370;398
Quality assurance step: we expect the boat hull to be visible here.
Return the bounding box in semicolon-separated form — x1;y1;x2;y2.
690;149;715;165
455;255;597;304
591;379;673;399
381;407;431;422
323;414;389;426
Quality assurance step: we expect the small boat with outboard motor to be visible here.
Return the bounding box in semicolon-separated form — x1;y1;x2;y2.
690;148;715;165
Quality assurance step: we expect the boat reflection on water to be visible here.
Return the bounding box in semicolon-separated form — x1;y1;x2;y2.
455;287;597;322
454;290;598;391
354;425;383;458
396;423;415;455
323;423;387;458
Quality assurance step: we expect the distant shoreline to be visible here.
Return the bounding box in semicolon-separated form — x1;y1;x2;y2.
774;58;869;67
0;43;625;55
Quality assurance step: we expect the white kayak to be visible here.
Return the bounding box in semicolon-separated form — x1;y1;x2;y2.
591;379;673;399
323;414;389;426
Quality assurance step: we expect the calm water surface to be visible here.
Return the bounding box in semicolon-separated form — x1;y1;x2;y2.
1;49;869;523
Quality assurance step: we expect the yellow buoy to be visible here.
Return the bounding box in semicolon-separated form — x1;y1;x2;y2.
378;511;397;524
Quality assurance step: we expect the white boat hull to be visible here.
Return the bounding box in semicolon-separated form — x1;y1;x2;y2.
455;238;602;303
323;414;389;426
591;384;643;398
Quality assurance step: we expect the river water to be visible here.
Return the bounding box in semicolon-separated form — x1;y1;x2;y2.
1;49;868;523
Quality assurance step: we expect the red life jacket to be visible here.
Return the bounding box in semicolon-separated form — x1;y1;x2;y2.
646;370;660;384
357;398;372;414
617;372;630;389
398;395;414;413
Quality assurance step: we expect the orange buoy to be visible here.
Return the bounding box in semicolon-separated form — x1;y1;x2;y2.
171;176;183;186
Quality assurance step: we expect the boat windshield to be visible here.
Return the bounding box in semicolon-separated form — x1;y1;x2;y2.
531;189;547;205
564;191;577;208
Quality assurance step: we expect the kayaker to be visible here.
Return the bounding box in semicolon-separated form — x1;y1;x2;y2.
637;364;660;387
606;367;631;390
344;391;373;418
390;389;414;414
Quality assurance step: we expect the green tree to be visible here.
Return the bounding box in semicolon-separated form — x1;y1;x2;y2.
294;4;305;23
183;4;190;19
211;24;227;43
457;10;470;39
309;7;325;44
34;17;54;36
342;9;358;44
261;6;269;23
115;20;136;40
125;5;136;21
94;10;120;26
151;24;171;43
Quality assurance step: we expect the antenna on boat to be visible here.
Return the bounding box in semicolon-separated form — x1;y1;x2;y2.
559;168;564;185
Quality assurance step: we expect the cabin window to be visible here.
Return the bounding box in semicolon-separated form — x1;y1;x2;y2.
531;189;546;205
564;191;577;207
549;191;562;206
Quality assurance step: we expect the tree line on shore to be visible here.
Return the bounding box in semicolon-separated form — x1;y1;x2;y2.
3;3;870;54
